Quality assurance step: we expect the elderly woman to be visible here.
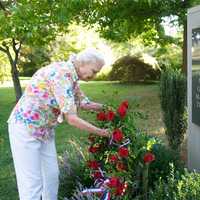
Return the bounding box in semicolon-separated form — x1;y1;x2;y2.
7;48;109;200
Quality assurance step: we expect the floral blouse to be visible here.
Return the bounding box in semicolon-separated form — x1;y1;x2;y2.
7;60;90;141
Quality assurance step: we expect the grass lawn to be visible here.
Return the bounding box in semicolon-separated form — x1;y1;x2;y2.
0;81;164;200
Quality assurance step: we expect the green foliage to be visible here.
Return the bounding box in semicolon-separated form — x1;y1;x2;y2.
124;133;183;199
191;0;200;7
109;55;160;82
160;68;187;151
149;165;200;200
19;46;51;76
149;143;184;187
155;44;182;70
0;52;10;82
0;1;87;46
49;23;100;62
78;0;194;43
0;2;51;46
93;72;110;81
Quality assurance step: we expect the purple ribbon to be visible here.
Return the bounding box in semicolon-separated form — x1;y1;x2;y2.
109;137;131;147
82;178;110;199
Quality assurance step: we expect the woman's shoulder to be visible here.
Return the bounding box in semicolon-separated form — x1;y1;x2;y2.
49;61;72;70
43;61;78;81
41;61;70;74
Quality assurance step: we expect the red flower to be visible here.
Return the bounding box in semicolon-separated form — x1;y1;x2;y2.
115;182;128;196
112;129;124;142
108;154;118;163
118;147;129;158
88;134;95;142
143;152;155;164
115;183;124;196
116;162;127;171
107;177;120;188
88;145;100;153
92;171;103;179
96;112;106;121
117;104;127;118
121;100;129;109
52;108;61;116
87;160;100;170
106;110;115;121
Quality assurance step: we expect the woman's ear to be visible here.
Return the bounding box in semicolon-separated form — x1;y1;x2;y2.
74;59;83;70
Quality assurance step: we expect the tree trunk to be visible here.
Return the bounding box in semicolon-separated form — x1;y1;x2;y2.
7;51;22;102
11;62;22;102
182;19;187;75
12;40;23;102
0;41;23;102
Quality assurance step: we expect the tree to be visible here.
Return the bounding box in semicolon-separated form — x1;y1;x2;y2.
77;0;199;73
0;0;88;101
19;46;51;77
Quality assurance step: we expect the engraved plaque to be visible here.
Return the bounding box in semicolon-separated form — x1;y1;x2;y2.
192;28;200;126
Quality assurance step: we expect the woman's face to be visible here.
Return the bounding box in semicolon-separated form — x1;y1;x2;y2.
75;61;103;81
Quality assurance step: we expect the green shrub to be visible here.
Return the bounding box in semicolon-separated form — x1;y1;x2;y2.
109;55;160;83
128;134;184;197
149;143;184;187
160;68;187;151
93;72;109;81
149;166;200;200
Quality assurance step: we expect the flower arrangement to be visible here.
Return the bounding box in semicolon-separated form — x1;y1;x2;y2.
83;100;156;199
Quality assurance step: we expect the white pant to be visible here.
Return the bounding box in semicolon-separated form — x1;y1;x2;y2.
8;122;59;200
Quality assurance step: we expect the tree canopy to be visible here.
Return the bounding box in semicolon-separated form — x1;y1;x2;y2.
0;0;89;46
77;0;192;43
0;0;88;101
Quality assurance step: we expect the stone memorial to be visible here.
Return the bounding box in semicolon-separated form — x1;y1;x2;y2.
188;5;200;171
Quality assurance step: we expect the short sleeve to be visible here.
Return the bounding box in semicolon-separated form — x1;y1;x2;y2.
74;81;91;106
51;69;77;114
81;95;91;105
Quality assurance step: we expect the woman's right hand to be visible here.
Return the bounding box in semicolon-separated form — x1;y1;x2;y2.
98;128;110;137
65;113;110;138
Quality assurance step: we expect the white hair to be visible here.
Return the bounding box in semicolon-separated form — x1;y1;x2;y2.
75;48;105;66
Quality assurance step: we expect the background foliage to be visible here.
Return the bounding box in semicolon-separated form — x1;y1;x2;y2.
160;68;187;151
149;166;200;200
109;55;160;82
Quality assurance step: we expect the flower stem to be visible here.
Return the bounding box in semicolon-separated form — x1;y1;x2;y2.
142;163;149;200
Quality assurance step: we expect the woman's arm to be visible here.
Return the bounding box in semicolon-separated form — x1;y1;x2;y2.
64;113;109;137
74;82;103;112
80;101;103;112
